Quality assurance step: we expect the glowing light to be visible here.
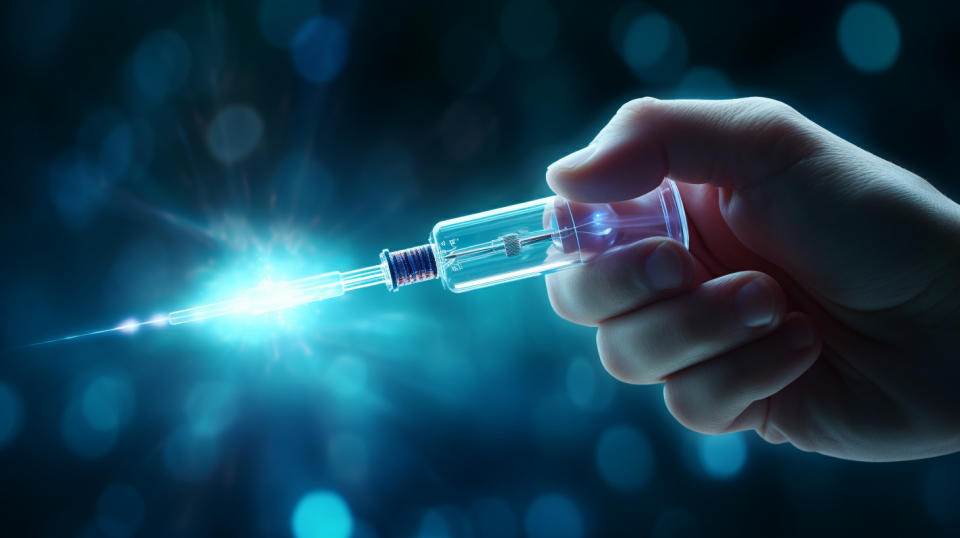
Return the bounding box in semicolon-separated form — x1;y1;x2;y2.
168;271;346;325
524;494;583;538
291;490;353;538
595;425;654;492
618;10;688;84
0;382;24;448
838;2;900;73
291;16;349;84
96;484;145;538
206;105;264;164
117;318;140;334
623;13;671;69
697;432;747;479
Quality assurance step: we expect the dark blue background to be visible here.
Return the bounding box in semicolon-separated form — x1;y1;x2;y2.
2;1;960;536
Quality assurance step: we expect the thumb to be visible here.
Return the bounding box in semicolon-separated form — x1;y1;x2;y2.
545;97;822;202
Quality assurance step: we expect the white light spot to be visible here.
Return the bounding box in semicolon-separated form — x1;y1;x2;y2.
116;318;139;334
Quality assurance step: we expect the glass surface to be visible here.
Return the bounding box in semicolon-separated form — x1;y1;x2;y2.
430;179;688;292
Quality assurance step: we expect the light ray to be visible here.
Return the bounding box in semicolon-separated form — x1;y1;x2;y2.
26;316;169;348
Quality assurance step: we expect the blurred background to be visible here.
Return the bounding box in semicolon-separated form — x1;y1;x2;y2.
2;0;960;536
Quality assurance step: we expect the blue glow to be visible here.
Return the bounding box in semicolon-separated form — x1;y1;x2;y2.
673;67;736;99
131;29;192;101
470;498;518;538
325;355;368;397
259;0;319;49
185;382;237;437
524;494;583;538
81;375;135;432
163;426;219;482
96;484;145;538
838;2;900;73
697;433;747;479
620;11;688;83
291;16;349;84
62;397;117;459
499;0;558;60
623;13;671;69
291;490;353;538
595;425;654;492
566;358;595;408
206;105;264;164
0;382;24;448
327;432;369;484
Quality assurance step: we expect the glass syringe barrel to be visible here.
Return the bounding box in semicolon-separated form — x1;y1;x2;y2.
166;179;687;324
423;178;688;293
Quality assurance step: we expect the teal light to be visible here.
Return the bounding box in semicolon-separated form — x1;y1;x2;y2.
291;490;353;538
838;2;901;73
697;432;747;479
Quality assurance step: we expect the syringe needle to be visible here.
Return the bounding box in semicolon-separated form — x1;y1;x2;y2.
167;265;388;325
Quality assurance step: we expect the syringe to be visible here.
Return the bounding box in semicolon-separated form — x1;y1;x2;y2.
167;179;688;325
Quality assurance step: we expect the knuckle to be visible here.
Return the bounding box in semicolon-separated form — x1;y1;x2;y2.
733;97;819;169
616;97;660;123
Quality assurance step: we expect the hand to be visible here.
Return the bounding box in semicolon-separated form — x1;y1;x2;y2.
545;97;960;462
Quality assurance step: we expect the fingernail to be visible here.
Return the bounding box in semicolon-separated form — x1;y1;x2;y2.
785;319;815;350
735;279;776;328
644;243;683;291
547;144;597;171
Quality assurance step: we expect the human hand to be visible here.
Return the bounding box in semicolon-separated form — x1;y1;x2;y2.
545;97;960;462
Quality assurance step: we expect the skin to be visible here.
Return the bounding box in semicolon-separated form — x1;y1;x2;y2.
544;97;960;462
